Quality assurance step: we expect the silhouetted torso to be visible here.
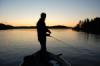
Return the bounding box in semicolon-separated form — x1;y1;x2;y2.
37;17;47;41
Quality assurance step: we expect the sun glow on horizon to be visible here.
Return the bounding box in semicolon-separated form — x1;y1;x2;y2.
0;0;100;27
5;20;78;27
3;16;79;27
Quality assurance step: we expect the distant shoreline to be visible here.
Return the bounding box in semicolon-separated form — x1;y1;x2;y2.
73;17;100;34
0;23;71;30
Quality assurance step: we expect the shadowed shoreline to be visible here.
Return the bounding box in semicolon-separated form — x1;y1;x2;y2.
0;23;71;30
73;17;100;34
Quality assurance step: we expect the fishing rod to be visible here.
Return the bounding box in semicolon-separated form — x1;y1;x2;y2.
49;36;67;44
48;35;81;52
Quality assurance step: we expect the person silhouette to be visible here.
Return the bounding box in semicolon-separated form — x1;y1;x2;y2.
37;12;51;53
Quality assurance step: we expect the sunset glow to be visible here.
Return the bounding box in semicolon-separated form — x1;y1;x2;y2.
0;0;100;27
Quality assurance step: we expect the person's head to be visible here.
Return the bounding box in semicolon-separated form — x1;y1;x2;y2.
41;12;46;18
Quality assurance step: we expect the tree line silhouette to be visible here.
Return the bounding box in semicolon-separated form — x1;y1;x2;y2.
0;23;13;30
0;23;70;30
73;17;100;34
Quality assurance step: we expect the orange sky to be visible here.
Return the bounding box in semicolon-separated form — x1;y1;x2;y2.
5;20;78;27
0;0;99;27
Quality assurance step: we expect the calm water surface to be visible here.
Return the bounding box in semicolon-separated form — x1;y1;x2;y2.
0;29;100;66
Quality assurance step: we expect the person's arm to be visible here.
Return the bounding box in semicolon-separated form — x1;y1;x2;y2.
45;27;51;36
47;29;51;33
44;22;51;36
46;27;51;33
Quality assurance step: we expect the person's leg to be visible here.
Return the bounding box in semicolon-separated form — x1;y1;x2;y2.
43;38;46;52
39;37;46;52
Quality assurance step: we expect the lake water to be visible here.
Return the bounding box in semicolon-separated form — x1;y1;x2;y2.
0;29;100;66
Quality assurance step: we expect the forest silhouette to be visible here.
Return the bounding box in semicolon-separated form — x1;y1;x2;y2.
73;17;100;34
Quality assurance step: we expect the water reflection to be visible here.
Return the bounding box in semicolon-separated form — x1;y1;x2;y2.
72;30;100;43
0;29;100;66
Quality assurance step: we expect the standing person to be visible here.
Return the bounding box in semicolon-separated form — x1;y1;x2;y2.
37;12;51;53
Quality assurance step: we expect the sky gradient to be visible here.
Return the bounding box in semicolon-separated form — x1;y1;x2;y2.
0;0;100;27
